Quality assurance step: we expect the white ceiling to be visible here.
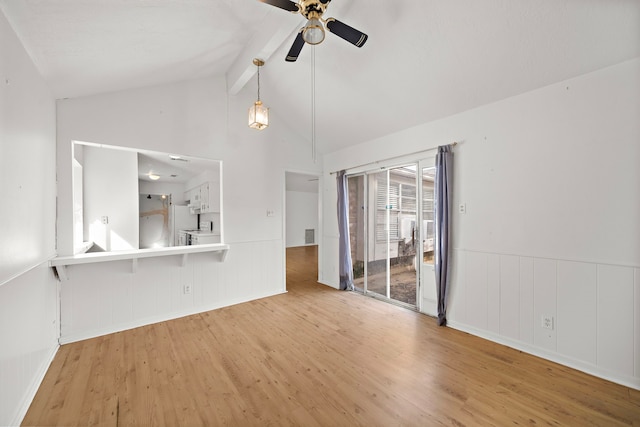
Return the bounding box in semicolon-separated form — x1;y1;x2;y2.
286;171;319;193
2;0;639;155
137;150;220;184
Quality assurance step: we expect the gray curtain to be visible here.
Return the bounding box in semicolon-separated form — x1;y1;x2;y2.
435;145;453;326
336;170;354;290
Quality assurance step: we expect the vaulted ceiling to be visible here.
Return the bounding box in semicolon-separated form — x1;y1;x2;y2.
2;0;639;155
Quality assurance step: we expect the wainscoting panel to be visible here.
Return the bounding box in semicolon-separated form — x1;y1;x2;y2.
449;250;640;389
519;257;534;345
597;264;634;377
0;262;59;426
465;251;488;330
499;255;520;340
60;240;285;344
195;252;222;305
448;249;466;322
557;261;597;365
487;254;501;334
533;258;557;352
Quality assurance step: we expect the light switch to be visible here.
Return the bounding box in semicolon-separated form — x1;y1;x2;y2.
266;210;275;217
101;216;109;224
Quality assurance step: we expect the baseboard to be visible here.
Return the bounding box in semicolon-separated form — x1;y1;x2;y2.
447;320;640;391
317;280;338;289
60;290;286;345
12;343;59;426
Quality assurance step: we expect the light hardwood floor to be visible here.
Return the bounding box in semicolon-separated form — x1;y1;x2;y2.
24;246;639;426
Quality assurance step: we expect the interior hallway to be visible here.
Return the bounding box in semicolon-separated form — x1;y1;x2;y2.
23;246;639;426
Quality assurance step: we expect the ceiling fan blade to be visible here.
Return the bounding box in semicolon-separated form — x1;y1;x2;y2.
258;0;299;13
285;31;305;62
325;18;368;47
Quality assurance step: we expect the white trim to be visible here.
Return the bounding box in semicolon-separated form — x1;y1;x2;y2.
317;280;338;290
282;170;287;292
50;244;229;267
455;247;640;270
60;290;286;344
0;254;57;288
13;344;59;427
447;320;640;391
50;244;229;280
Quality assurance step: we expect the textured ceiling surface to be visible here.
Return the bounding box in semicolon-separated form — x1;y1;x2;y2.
2;0;639;154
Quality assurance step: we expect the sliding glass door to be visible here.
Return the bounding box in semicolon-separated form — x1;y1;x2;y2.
348;165;419;308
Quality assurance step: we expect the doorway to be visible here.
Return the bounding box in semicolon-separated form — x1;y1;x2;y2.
348;158;435;310
284;171;321;289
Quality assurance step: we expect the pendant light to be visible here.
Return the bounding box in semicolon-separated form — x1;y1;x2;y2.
248;58;269;130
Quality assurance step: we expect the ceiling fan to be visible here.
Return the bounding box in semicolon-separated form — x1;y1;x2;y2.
258;0;368;62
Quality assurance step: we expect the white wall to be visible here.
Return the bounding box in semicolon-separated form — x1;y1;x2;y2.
84;145;139;251
321;58;640;389
60;241;282;343
286;190;318;247
55;74;321;342
0;13;56;285
0;10;59;426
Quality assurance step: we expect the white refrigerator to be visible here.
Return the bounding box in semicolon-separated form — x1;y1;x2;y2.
170;205;198;246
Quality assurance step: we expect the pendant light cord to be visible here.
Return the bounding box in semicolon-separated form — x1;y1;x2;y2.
257;63;261;102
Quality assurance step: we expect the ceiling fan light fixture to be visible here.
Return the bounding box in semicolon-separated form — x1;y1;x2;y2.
302;17;325;45
258;0;369;62
248;58;269;130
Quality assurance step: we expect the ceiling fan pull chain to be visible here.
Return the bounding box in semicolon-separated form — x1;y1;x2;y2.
311;45;317;163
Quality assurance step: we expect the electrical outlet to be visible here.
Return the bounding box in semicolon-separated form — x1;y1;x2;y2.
541;315;554;330
459;203;466;214
183;284;192;295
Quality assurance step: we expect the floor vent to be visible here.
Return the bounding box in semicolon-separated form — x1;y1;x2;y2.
305;229;315;244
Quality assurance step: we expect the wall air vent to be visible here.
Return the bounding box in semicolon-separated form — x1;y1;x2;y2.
305;229;315;245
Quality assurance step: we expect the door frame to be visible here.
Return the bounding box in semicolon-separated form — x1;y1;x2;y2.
418;157;437;316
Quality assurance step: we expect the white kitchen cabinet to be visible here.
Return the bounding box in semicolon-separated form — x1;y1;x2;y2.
199;181;220;213
186;186;201;211
200;182;209;212
184;180;220;218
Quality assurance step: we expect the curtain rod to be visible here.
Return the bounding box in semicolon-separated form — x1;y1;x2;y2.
329;141;458;175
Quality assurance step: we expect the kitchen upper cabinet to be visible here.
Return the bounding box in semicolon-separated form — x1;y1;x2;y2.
185;181;220;214
200;182;209;212
200;181;220;213
185;186;201;212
